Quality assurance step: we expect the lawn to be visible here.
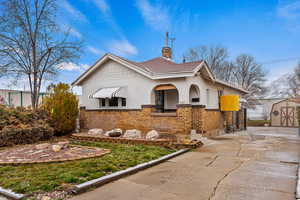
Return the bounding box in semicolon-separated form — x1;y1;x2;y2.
0;141;175;194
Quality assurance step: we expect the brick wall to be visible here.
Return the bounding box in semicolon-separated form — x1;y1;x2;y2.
203;109;224;132
80;105;193;135
79;105;245;136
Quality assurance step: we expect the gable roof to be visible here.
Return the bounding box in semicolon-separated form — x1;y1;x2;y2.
133;57;203;73
289;97;300;104
72;53;248;94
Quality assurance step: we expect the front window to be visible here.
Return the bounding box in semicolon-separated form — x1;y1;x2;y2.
192;98;200;103
100;99;106;107
121;98;126;107
109;97;119;107
99;97;126;108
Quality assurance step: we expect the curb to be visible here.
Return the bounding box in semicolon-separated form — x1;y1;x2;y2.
297;163;300;199
73;148;190;194
0;187;27;200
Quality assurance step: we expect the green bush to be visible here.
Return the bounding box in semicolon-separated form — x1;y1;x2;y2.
247;120;271;127
43;83;78;135
0;105;54;147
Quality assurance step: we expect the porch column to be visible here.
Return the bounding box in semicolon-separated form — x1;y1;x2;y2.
178;86;189;104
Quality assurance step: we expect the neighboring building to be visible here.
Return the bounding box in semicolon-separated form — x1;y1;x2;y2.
73;33;248;135
0;89;46;108
247;98;285;120
271;98;300;127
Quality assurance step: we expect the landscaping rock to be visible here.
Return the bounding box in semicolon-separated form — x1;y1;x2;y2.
41;196;51;200
36;143;50;150
88;128;103;135
52;145;61;152
123;129;142;139
146;130;159;140
57;141;69;149
108;131;122;137
105;128;122;137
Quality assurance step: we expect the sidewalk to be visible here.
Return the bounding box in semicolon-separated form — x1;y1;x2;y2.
70;127;300;200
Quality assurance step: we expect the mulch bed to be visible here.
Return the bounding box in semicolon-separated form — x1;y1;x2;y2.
0;142;110;165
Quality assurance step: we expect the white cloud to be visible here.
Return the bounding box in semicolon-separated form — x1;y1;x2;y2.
57;62;90;72
92;0;110;14
136;0;171;31
277;0;300;31
277;0;300;19
61;25;83;39
69;27;83;38
265;60;297;83
87;46;104;56
108;40;138;57
60;0;88;23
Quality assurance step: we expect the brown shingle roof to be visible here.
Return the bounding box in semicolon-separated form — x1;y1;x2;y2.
116;56;203;74
289;97;300;104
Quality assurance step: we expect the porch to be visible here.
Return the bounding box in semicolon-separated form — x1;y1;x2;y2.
151;84;201;114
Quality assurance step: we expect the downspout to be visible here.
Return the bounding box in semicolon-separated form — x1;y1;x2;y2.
8;92;11;106
20;91;23;108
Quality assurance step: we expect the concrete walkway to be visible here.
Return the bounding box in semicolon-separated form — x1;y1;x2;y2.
70;127;300;200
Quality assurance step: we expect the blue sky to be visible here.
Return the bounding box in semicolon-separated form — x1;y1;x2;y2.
4;0;300;91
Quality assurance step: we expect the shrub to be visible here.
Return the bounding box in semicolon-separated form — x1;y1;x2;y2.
43;83;78;135
247;120;270;127
0;105;54;147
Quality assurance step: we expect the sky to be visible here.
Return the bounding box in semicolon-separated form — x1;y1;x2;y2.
3;0;300;92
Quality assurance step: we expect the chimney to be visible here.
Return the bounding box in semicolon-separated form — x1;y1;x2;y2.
162;32;172;59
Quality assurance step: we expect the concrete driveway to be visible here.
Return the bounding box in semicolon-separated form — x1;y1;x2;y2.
70;127;300;200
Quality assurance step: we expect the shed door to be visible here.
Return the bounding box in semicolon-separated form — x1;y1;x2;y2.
280;107;295;127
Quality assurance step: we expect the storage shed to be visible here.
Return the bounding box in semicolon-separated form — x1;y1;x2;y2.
271;98;300;127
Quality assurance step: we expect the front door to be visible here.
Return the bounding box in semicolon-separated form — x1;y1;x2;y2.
155;90;165;112
280;107;295;127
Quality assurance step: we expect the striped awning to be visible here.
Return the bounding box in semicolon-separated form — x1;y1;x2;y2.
90;87;126;99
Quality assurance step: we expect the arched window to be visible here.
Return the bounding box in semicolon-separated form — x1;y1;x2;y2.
189;85;200;104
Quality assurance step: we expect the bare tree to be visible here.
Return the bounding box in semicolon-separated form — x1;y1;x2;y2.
269;62;300;98
0;0;81;109
218;61;236;82
295;62;300;84
184;45;230;80
233;54;266;106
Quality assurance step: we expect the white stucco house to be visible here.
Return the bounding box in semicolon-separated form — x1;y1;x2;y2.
72;34;248;135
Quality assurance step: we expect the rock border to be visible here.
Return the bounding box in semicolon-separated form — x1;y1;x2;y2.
72;148;190;194
0;145;110;165
71;133;203;149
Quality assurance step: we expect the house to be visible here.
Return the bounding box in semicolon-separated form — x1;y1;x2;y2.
247;98;285;120
73;33;248;136
0;89;46;108
271;98;300;127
